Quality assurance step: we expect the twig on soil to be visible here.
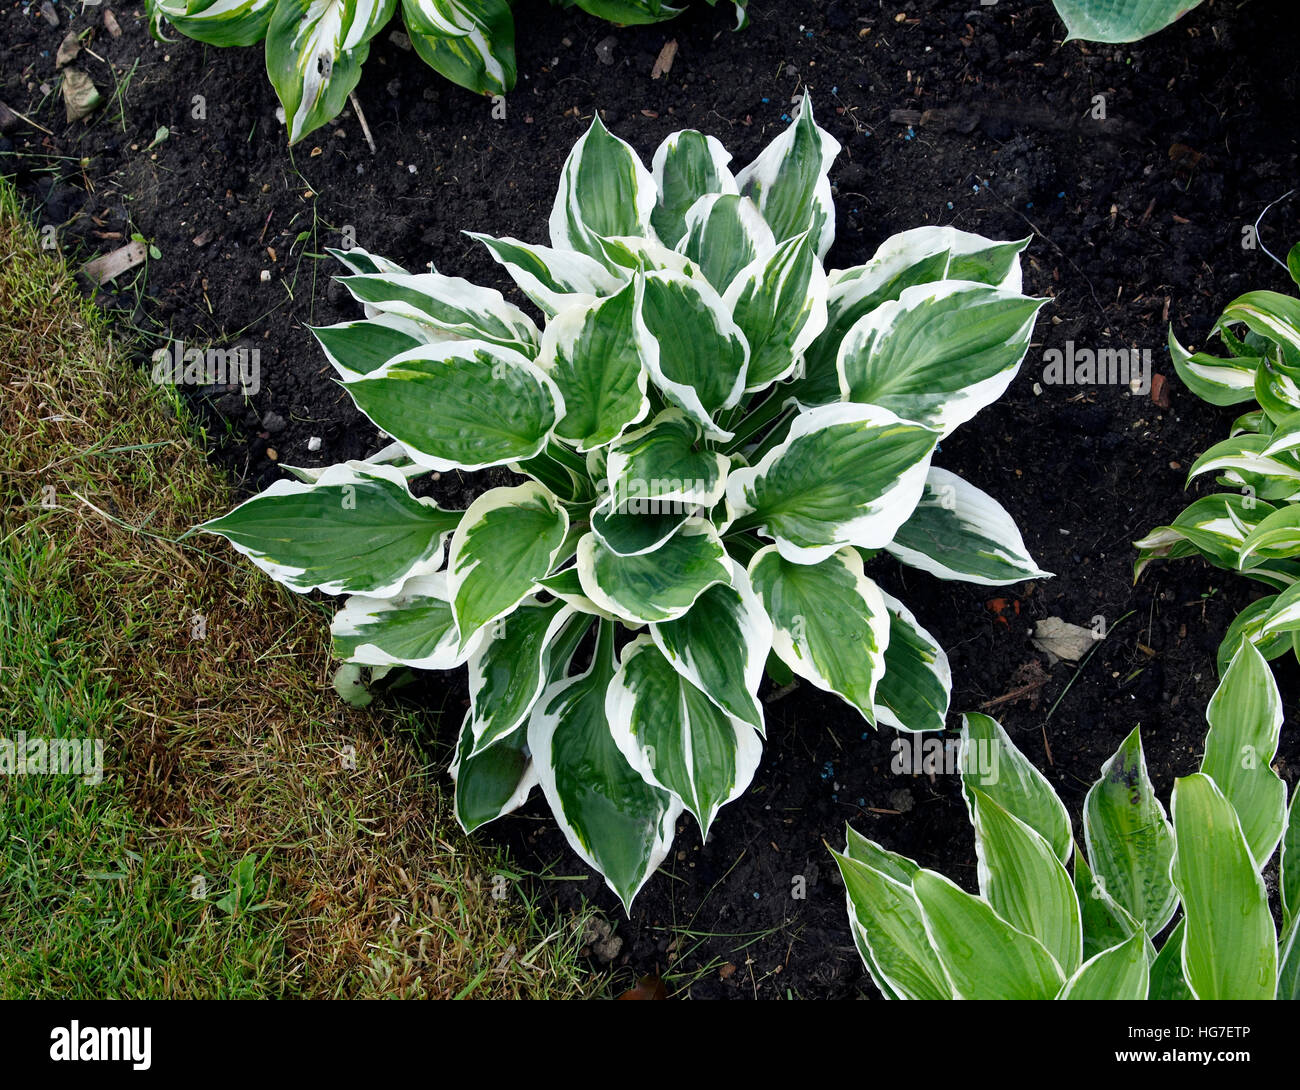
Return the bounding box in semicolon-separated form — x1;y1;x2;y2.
979;678;1050;710
350;92;376;155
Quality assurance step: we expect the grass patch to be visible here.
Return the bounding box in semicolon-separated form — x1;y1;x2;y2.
0;176;602;999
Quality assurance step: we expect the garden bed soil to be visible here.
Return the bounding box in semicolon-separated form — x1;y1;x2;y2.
4;0;1299;998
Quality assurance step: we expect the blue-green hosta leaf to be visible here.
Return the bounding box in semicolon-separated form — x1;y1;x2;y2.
961;713;1072;865
636;270;750;434
403;0;515;97
605;409;729;513
838;280;1045;438
467;597;578;755
265;0;394;144
650;560;771;733
451;709;536;833
146;0;275;47
651;129;737;249
1084;727;1177;935
1200;641;1287;868
339;271;539;356
873;592;951;734
726;402;938;565
590;499;690;558
912;869;1066;1000
724;228;827;391
537;282;650;452
331;572;473;669
344;342;561;472
676;194;774;296
468;232;625;317
1058;929;1150;1000
833;840;954;1000
735;92;841;260
309;314;428;381
576;519;730;625
887;467;1051;585
1285;792;1300;928
550;113;656;262
968;787;1083;975
201;463;458;596
1053;0;1203;42
748;545;889;722
1073;842;1147;962
606;636;761;838
1171;773;1277;1000
447;482;569;649
1148;918;1193;1000
528;622;681;912
1167;326;1261;407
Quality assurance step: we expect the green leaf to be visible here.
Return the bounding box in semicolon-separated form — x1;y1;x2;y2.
468;232;624;317
726;402;938;565
537;281;649;452
1072;842;1145;962
912;869;1066;1000
606;636;762;837
1167;326;1261;407
748;545;889;721
838;281;1045;438
309;316;425;380
344;343;561;472
1279;916;1300;1001
1148;919;1194;1000
566;0;684;25
1083;727;1177;935
651;129;737;249
1170;773;1277;1000
873;592;951;734
147;0;275;47
528;621;680;912
1216;596;1294;674
447;483;570;648
403;0;515;97
451;709;536;833
1058;928;1150;999
1053;0;1204;42
576;519;730;625
331;572;467;669
677;193;775;296
605;409;729;513
887;467;1050;585
1281;789;1299;928
201;463;458;596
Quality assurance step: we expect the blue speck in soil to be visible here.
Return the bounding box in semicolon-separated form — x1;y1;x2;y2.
947;201;953;209
762;97;769;103
832;86;838;94
1026;202;1034;209
905;127;915;141
753;892;760;900
781;114;790;122
821;761;834;781
858;798;866;807
1057;191;1065;198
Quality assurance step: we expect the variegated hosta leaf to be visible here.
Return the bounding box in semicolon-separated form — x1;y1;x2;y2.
1084;728;1178;935
590;499;689;558
886;467;1050;585
735;92;841;260
339;270;539;356
724;228;828;391
1216;595;1293;675
468;232;625;316
1255;352;1300;427
1218;290;1300;354
1058;929;1150;1000
266;0;395;144
1148;919;1194;1000
200;463;458;596
1073;843;1146;963
1200;640;1287;868
605;408;729;513
968;787;1082;975
1170;773;1277;1000
961;713;1072;865
1260;580;1300;638
1283;792;1299;928
528;622;681;912
447;483;570;649
451;709;536;833
747;545;889;722
536;282;649;452
146;0;275;47
403;0;515;97
577;519;730;625
550;113;656;262
324;245;408;276
1236;504;1300;566
533;566;618;623
309;314;428;380
1134;492;1279;579
833;835;954;1000
467;598;582;755
1187;433;1300;490
912;869;1066;1000
344;343;561;472
332;572;474;669
649;560;771;732
651;129;737;249
606;636;762;838
874;592;950;734
1053;0;1203;43
838;281;1045;438
726;402;938;565
1168;326;1261;407
676;193;774;295
636;270;750;433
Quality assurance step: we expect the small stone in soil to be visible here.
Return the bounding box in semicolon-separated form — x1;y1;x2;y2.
40;0;59;27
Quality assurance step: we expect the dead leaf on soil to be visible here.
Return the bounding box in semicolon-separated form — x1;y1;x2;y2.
55;31;80;68
617;975;668;1000
62;70;102;123
1032;616;1102;664
651;40;678;79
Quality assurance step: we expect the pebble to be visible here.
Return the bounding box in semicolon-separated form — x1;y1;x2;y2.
307;436;322;452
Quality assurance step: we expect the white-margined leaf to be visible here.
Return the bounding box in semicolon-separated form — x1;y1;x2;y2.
873;592;951;734
532;566;619;623
590;499;690;558
331;572;475;669
451;709;536;833
1285;792;1300;929
676;193;774;295
605;408;729;512
403;0;515;97
1167;326;1261;407
1058;928;1150;1000
308;313;429;380
146;0;275;47
1053;0;1204;43
324;245;407;276
1073;843;1148;963
651;129;737;249
468;232;625;316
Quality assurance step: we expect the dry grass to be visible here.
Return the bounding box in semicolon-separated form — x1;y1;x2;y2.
0;176;602;999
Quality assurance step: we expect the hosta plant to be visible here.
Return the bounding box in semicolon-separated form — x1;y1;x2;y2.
1135;252;1300;677
201;97;1049;909
1052;0;1203;43
144;0;747;144
834;641;1299;1000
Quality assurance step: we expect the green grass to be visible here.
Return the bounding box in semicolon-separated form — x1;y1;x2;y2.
0;175;603;999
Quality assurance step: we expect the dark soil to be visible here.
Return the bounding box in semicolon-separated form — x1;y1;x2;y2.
5;0;1300;999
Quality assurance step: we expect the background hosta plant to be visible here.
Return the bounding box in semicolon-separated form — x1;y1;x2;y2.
1136;249;1300;678
1052;0;1203;43
202;97;1048;908
834;641;1298;1000
145;0;747;144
